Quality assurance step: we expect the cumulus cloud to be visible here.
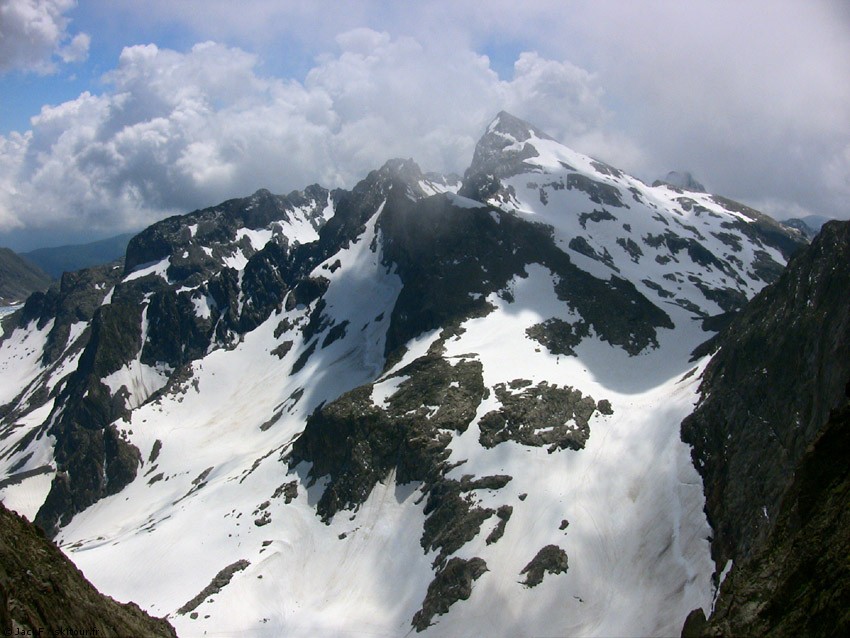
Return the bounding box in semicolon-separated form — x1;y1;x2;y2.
2;0;848;244
0;0;89;73
43;0;848;225
0;31;609;235
547;0;850;219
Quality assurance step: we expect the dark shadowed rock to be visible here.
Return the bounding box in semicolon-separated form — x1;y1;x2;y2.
692;403;850;637
520;544;569;587
682;221;850;568
0;502;176;637
177;559;250;616
479;381;602;452
682;221;850;636
411;557;488;632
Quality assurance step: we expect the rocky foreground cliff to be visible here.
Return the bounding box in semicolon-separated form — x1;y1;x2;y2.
682;220;850;637
1;502;177;637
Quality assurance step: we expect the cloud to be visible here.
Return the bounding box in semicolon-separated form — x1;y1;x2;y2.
0;0;90;73
2;0;849;245
0;32;608;236
545;0;850;219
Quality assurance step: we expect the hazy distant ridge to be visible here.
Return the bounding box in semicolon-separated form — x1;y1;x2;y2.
21;232;135;279
0;247;51;305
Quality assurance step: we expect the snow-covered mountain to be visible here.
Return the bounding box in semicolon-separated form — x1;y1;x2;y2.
0;112;809;637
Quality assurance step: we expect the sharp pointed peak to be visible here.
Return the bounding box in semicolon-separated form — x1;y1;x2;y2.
485;111;555;143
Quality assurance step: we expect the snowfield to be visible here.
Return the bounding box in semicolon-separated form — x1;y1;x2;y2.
0;113;803;637
54;276;715;638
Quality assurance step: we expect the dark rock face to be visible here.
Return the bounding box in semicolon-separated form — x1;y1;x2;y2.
177;559;251;616
681;221;850;635
520;544;569;587
289;349;487;522
124;186;329;275
478;380;602;452
682;221;850;568
566;173;625;207
12;264;123;367
0;264;122;439
25;182;349;535
421;474;510;568
35;301;144;536
694;403;850;637
526;318;586;356
411;557;488;632
0;502;177;637
579;209;617;229
459;110;553;205
379;190;673;361
485;504;513;545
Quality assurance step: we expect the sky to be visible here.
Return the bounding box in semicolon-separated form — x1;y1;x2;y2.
0;0;848;251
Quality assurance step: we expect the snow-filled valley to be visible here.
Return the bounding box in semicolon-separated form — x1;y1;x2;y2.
0;113;806;636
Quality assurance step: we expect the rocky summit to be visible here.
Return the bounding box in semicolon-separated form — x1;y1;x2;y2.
1;112;844;637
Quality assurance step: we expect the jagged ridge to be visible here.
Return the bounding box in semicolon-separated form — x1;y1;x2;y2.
0;112;811;637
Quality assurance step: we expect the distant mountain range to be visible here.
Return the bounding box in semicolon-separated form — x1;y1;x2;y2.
780;214;831;239
21;232;136;279
0;247;51;305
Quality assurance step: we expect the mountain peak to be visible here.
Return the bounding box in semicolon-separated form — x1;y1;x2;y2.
460;112;553;201
376;157;423;181
486;111;554;144
0;109;822;638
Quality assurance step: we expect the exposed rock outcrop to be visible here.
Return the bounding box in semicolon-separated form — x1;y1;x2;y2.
682;221;850;567
682;220;850;636
0;502;177;637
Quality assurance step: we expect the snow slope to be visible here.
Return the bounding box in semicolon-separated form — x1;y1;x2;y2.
0;113;805;637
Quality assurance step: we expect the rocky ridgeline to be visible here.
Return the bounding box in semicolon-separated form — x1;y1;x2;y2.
1;502;176;637
2;112;805;540
682;221;850;565
378;186;676;362
19;158;457;536
26;188;337;535
681;220;850;636
0;112;820;635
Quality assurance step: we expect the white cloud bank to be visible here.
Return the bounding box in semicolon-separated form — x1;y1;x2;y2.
0;31;613;235
0;0;89;73
1;0;849;244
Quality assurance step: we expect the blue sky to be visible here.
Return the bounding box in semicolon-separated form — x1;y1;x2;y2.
1;0;848;250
